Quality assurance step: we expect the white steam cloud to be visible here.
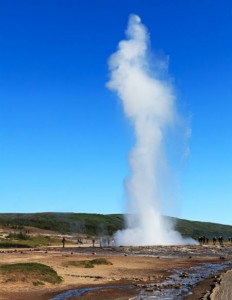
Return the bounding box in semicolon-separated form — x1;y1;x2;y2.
107;15;196;245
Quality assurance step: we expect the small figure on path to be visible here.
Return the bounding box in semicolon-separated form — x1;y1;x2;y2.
213;236;217;245
77;238;83;245
218;236;223;245
62;237;66;248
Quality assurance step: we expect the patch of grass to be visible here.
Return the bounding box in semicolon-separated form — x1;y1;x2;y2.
0;235;62;248
84;261;94;268
26;235;61;247
64;258;113;268
0;242;31;248
33;280;45;286
90;258;113;265
0;262;62;284
6;232;29;240
64;260;94;268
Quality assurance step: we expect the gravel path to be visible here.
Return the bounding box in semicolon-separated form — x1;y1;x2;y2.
211;269;232;300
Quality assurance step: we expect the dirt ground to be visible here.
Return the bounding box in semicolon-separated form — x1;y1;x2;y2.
0;245;231;300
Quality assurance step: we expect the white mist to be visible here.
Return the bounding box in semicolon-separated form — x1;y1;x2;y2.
107;15;196;245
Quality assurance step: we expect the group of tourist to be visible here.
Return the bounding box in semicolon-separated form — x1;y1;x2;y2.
198;235;232;245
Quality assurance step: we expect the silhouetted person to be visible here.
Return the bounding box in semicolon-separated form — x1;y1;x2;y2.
62;237;66;248
213;236;217;245
198;236;206;245
218;236;223;245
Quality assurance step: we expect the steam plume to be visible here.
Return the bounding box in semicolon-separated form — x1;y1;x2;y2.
107;15;195;245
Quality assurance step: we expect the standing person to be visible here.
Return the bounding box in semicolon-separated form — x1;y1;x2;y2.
62;237;66;248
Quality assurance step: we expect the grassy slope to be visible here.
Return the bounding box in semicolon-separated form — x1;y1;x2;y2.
0;213;124;236
174;217;232;239
0;262;62;284
0;213;231;240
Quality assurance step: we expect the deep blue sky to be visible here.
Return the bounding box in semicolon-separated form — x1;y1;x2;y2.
0;0;232;225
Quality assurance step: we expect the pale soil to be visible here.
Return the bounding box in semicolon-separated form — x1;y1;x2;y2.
210;269;232;300
0;246;231;300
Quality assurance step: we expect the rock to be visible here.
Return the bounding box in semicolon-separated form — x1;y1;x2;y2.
179;272;188;278
145;288;154;292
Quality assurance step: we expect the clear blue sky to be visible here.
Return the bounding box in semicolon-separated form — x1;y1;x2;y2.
0;0;232;225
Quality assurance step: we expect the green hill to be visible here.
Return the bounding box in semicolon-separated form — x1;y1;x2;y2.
0;212;231;240
0;213;124;236
174;217;232;239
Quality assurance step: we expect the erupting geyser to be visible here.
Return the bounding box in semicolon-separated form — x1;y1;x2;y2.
107;14;196;245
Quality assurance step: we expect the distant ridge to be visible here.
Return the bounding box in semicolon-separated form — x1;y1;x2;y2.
0;213;231;240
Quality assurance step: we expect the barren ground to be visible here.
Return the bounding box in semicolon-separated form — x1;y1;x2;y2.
0;244;232;300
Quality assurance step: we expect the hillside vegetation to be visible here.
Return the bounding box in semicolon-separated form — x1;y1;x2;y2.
0;262;62;285
0;213;231;240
